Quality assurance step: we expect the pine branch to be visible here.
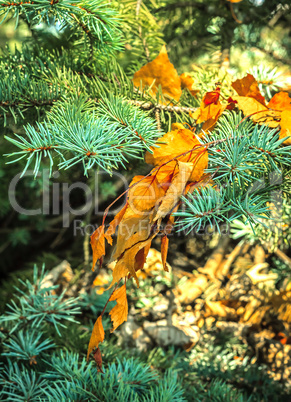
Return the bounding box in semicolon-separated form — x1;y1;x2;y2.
128;100;197;114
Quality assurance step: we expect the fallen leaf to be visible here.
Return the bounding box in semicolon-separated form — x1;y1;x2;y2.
112;206;156;260
190;91;226;132
87;316;104;361
232;74;266;105
109;284;128;331
180;73;199;97
280;110;291;145
133;45;182;102
91;226;105;271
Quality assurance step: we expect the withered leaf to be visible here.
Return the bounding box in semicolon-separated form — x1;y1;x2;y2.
154;161;193;221
109;284;128;332
133;45;182;102
161;235;169;272
105;203;128;245
91;225;105;271
87;316;104;361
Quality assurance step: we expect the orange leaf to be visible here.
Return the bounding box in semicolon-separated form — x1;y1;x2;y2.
180;73;199;97
104;203;128;245
280;110;291;145
154;161;193;221
87;316;104;361
109;284;128;332
232;74;266;105
109;236;155;288
204;87;220;105
134;241;152;272
161;235;169;272
146;126;208;182
128;175;165;212
91;225;105;271
190;91;226;132
227;0;243;3
112;205;156;261
133;45;182;102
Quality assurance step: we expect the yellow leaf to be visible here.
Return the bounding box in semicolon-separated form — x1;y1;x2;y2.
112;205;156;261
90;225;105;271
109;284;128;332
133;45;182;102
87;316;104;361
105;203;128;245
109;236;155;288
128;175;165;212
154;161;193;221
180;73;199;97
232;74;266;105
280;110;291;145
146;127;208;182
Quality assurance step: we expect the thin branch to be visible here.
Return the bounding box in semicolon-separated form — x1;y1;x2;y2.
128;100;197;114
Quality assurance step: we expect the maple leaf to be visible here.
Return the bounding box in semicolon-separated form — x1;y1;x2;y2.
109;284;128;332
91;225;105;271
87;315;104;361
232;74;291;144
133;45;182;102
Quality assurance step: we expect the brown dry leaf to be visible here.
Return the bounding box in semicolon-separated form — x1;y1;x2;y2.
110;236;155;288
109;284;128;331
154;161;193;221
146;126;208;182
232;75;291;144
105;203;128;245
134;241;152;272
133;45;182;102
180;73;199;97
87;316;104;361
93;347;104;373
161;235;169;272
128;175;165;212
232;73;266;105
113;206;156;260
91;225;105;271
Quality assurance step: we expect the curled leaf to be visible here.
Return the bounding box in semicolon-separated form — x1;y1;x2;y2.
87;316;104;361
91;225;105;271
109;284;128;332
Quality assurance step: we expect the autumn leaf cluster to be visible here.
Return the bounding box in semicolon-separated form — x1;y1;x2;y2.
87;46;291;365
